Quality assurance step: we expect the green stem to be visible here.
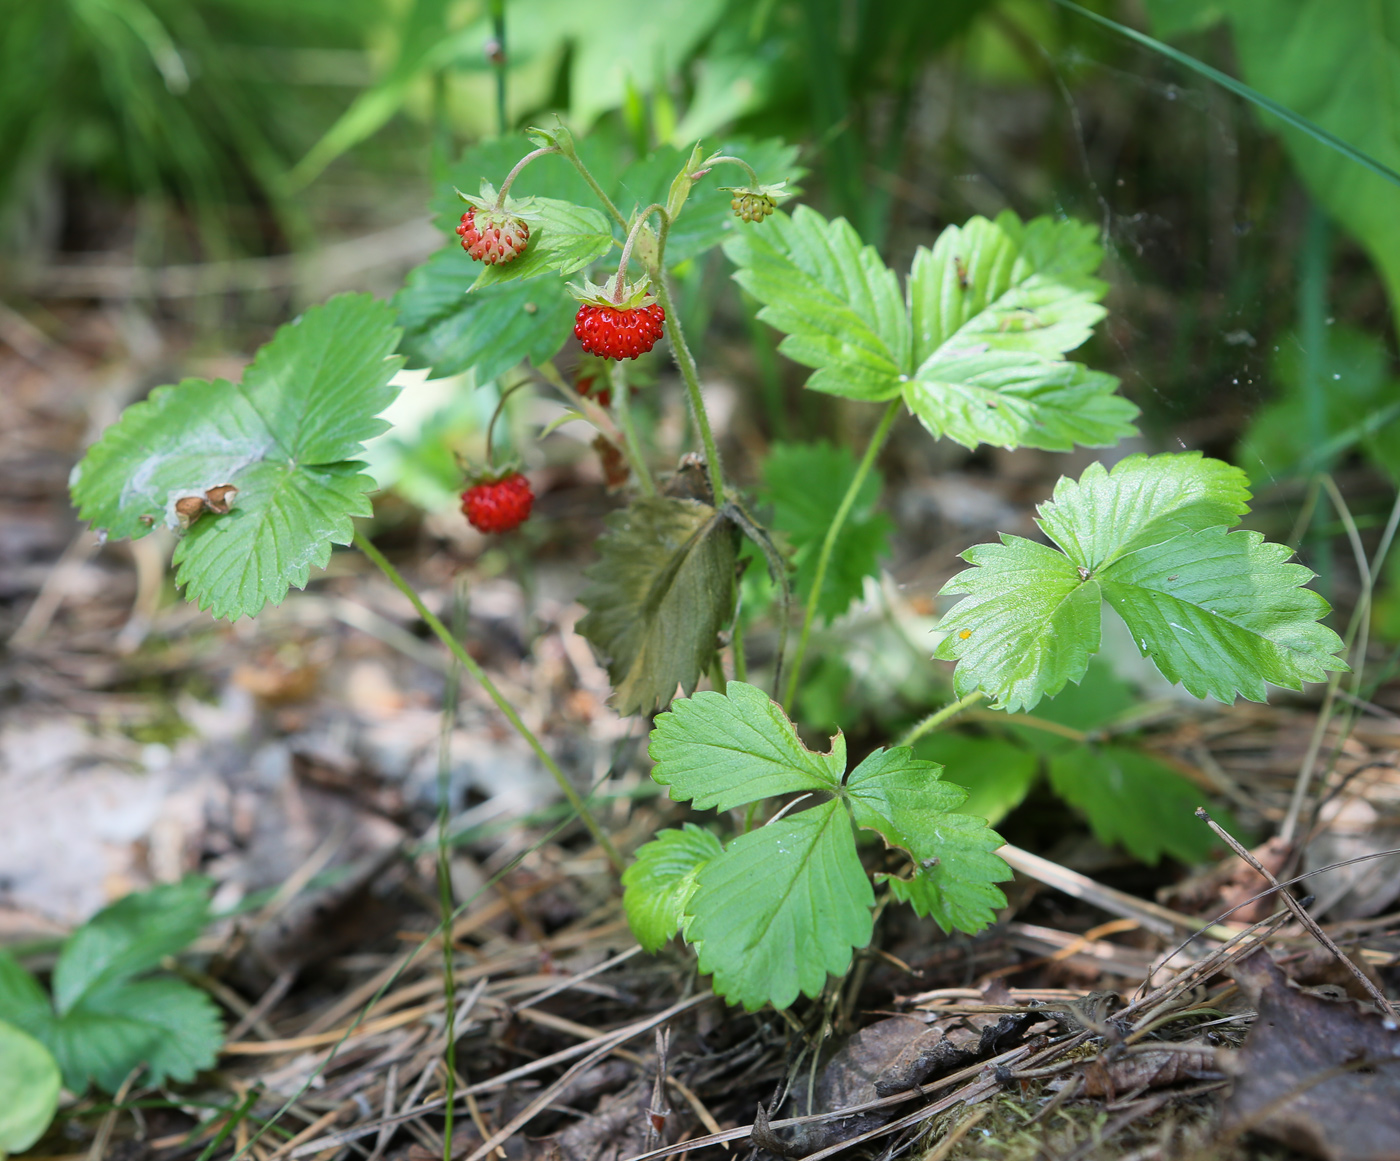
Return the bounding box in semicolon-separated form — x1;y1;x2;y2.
489;0;507;136
731;613;748;683
613;203;668;301
709;655;727;694
895;691;986;750
563;151;627;230
701;154;761;186
354;532;624;872
495;146;557;208
485;376;529;464
610;362;655;497
783;397;901;710
652;273;726;507
537;359;647;486
436;584;465;1161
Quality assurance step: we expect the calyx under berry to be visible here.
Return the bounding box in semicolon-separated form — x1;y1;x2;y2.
569;279;666;361
567;276;658;313
454;183;538;265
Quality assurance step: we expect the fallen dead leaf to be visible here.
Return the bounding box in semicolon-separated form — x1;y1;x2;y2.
1219;948;1400;1161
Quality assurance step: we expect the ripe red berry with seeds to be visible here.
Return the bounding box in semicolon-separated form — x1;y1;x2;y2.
569;278;665;361
461;471;534;533
456;206;530;264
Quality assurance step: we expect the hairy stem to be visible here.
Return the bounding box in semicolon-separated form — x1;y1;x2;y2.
652;274;726;508
701;154;761;186
895;691;987;750
610;361;655;497
563;151;627;229
485;377;529;464
354;532;624;872
783;397;901;710
613;203;668;301
494;145;558;208
731;613;748;683
488;0;507;138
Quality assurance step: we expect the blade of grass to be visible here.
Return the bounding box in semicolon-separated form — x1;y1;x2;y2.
1049;0;1400;190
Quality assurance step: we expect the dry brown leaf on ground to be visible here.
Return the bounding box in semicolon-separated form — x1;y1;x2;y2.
1219;948;1400;1161
785;988;1051;1152
1079;1040;1221;1099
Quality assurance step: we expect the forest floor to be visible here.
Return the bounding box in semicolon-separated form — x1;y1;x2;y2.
4;283;1400;1161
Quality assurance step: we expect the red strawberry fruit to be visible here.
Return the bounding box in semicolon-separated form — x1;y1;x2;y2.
569;278;665;360
576;374;612;407
461;471;534;533
456;206;530;265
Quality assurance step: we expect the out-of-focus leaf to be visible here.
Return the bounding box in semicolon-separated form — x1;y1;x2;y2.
762;441;892;622
1238;326;1400;484
912;732;1040;824
1147;0;1400;331
52;880;211;1013
577;496;737;715
1048;745;1214;863
395;252;577;381
0;1020;60;1153
0;881;220;1095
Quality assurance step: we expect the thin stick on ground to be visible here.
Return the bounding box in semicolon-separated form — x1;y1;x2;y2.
1196;807;1396;1019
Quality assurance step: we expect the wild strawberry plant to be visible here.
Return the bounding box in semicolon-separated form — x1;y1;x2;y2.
68;122;1348;1014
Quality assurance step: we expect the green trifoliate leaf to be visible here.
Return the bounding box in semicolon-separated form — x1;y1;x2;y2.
686;801;873;1011
907;213;1108;367
937;452;1348;711
725;205;1138;452
1101;526;1345;702
52;879;211;1014
844;746;969;854
471;198;615;289
912;733;1040;826
649;681;844;811
724;206;911;400
33;977;222;1094
1047;745;1215;864
762;440;892;622
0;882;221;1095
905;354;1136;452
395;250;577;380
1034;452;1251;571
69;296;403;621
577;496;737;716
881;812;1010;934
936;536;1104;713
622;824;723;952
0;1020;60;1153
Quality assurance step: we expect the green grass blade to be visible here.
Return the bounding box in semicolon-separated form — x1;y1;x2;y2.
1050;0;1400;189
